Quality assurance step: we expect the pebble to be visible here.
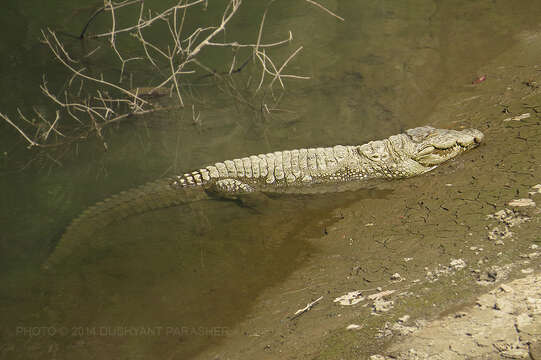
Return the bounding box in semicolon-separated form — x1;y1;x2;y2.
508;198;535;207
368;290;396;301
529;184;541;195
334;291;364;306
515;313;532;331
372;299;394;313
398;315;410;323
450;258;466;270
494;298;514;313
503;112;531;122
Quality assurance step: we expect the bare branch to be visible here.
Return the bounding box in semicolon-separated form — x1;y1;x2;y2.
0;112;40;148
186;0;241;61
206;31;292;48
91;0;206;39
3;0;330;155
304;0;344;22
269;46;310;88
42;29;149;107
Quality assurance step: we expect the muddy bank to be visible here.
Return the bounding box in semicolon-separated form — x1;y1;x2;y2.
192;29;541;359
373;272;541;359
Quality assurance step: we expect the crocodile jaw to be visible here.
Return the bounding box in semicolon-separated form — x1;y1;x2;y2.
408;127;484;167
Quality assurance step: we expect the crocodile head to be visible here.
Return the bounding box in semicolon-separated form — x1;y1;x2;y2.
406;126;484;167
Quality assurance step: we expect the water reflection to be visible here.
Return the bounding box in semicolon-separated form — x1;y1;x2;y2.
26;189;387;358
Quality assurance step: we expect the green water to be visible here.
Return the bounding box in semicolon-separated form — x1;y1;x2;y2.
2;0;541;358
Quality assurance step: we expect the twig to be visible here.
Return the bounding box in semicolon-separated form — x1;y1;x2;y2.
168;46;184;106
290;296;323;320
0;112;40;148
3;0;327;154
254;4;269;59
206;32;292;49
90;0;206;39
186;0;241;61
304;0;344;22
42;29;149;107
269;46;310;88
80;6;106;38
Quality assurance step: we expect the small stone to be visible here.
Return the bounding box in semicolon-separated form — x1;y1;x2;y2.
414;319;428;328
522;268;534;274
494;298;514;313
369;355;386;360
346;324;363;330
529;342;541;359
391;273;403;282
391;322;417;336
398;315;410;323
477;294;496;308
496;240;505;245
526;297;541;313
368;290;396;301
493;342;515;352
450;258;466;269
508;198;535;207
503;112;531;122
373;299;394;313
500;348;530;359
515;313;532;332
334;291;364;306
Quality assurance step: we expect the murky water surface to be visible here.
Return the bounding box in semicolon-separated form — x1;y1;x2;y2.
2;0;541;358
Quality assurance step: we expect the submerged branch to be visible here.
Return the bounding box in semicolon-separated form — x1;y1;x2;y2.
3;0;341;158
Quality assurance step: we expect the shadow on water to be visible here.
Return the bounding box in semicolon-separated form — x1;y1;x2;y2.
20;189;391;359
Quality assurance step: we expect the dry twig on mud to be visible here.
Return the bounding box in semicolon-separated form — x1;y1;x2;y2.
290;296;323;320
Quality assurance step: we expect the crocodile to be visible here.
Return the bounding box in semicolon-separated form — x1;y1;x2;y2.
46;126;484;267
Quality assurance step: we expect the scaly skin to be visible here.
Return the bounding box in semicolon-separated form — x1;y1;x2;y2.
45;126;484;267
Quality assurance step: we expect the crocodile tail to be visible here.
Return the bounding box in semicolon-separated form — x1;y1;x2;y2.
44;178;210;268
